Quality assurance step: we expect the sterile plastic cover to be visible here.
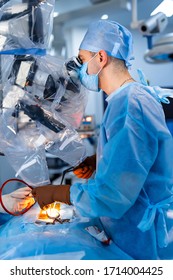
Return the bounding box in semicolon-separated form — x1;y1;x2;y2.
0;0;55;51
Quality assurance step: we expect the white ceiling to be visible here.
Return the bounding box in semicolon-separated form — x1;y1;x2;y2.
53;0;168;29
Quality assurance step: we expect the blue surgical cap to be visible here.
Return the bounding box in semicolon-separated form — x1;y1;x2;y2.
79;20;134;68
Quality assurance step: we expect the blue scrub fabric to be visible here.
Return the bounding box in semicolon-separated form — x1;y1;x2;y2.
70;82;173;260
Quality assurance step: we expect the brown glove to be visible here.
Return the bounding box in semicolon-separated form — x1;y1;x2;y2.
73;154;96;179
32;185;71;209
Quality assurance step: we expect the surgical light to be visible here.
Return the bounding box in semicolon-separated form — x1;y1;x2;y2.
151;0;173;18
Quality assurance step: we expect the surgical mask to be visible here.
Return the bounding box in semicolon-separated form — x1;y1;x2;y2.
79;53;102;92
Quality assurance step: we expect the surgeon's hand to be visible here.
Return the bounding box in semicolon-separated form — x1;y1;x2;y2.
32;185;71;209
10;187;32;199
73;154;96;179
0;187;33;214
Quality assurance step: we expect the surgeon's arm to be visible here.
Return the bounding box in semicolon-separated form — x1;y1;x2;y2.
70;97;159;218
32;102;158;216
32;94;162;217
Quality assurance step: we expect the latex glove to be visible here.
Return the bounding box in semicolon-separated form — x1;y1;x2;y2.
0;187;33;214
10;186;32;198
32;185;71;209
73;154;96;179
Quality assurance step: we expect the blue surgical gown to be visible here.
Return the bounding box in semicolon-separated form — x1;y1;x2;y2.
70;82;173;259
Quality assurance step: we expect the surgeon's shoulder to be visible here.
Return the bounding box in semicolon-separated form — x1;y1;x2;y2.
126;83;168;136
127;83;163;115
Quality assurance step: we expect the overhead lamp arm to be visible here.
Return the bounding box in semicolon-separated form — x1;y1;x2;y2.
130;0;141;29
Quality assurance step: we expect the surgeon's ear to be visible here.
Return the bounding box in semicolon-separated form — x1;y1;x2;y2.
98;50;108;66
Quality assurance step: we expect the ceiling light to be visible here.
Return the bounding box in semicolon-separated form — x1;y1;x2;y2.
101;14;109;20
151;0;173;17
53;12;59;18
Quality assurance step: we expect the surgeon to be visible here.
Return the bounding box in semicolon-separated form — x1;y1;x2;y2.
32;20;173;260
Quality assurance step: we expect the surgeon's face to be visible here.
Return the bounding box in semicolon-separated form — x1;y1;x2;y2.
78;50;101;75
